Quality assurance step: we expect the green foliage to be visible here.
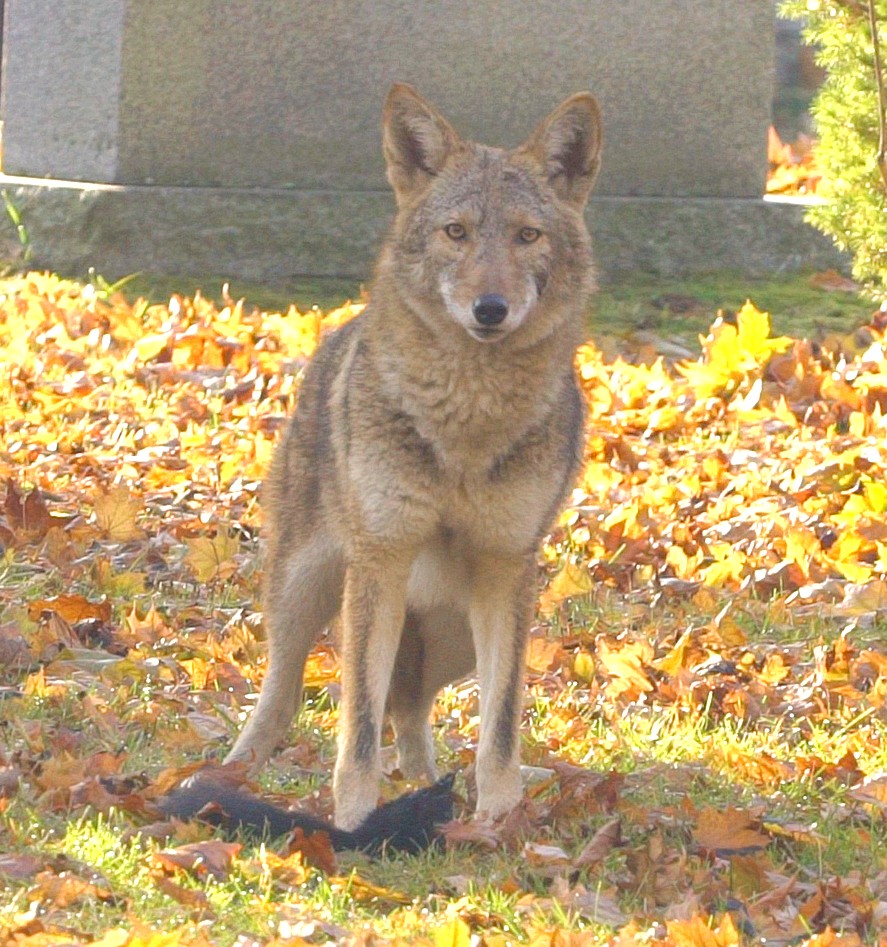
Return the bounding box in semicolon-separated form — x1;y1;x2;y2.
1;190;32;263
781;0;887;298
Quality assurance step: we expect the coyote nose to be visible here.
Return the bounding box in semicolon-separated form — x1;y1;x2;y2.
472;294;509;326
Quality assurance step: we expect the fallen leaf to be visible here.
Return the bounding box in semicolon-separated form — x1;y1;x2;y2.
283;827;337;874
185;530;240;582
94;485;145;541
693;807;770;854
151;839;242;881
574;817;622;869
0;853;46;880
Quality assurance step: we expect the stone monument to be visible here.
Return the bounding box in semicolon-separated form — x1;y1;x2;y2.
0;0;841;281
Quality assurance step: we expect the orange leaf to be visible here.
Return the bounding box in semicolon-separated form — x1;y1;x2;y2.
27;594;111;625
694;807;770;854
666;913;741;947
284;827;337;874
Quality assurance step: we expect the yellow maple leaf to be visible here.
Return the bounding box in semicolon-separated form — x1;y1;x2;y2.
433;918;471;947
185;530;240;582
94;485;144;541
538;561;592;615
127;331;171;365
667;912;741;947
735;300;792;362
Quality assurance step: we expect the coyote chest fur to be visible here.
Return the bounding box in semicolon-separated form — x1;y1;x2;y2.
227;83;602;830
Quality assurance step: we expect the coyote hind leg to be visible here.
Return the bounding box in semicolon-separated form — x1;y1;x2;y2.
388;608;476;781
227;538;344;771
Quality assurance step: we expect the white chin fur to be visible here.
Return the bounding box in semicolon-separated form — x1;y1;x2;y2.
440;277;537;342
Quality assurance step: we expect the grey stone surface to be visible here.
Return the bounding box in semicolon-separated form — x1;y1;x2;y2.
2;0;774;198
1;0;125;182
0;175;845;283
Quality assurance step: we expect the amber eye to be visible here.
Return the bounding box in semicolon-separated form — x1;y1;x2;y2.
518;226;542;244
444;222;467;241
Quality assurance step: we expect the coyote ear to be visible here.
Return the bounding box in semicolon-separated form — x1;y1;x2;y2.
520;93;602;207
382;83;459;203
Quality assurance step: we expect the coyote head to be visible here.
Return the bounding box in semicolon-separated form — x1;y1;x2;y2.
379;84;602;348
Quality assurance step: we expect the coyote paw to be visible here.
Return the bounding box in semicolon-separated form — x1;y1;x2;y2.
349;773;455;854
476;768;523;821
333;763;382;831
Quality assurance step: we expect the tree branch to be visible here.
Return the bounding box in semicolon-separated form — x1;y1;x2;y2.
869;0;887;192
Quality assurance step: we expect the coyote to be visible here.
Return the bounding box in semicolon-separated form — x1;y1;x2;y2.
227;83;602;831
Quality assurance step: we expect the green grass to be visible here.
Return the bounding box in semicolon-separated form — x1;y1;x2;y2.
592;270;877;343
121;273;365;314
118;270;878;345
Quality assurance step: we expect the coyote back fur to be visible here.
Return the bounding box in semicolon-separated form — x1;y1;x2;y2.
227;84;602;830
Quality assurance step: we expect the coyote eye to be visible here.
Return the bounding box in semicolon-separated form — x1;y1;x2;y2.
444;222;467;241
518;227;542;244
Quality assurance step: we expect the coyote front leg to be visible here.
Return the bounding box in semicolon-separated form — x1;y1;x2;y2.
227;537;344;771
469;555;535;820
333;546;413;830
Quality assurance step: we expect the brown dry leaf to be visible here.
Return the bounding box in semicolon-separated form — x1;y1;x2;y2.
693;807;770;854
34;751;124;795
847;771;887;812
548;766;624;822
283;827;337;874
726;852;771;897
758;651;792;685
152;874;213;912
0;853;46;880
27;870;115;908
439;818;502;851
572;649;595;682
147;760;254;800
177;657;217;691
759;818;823;845
302;645;340;687
4;480;53;539
151;839;242;881
68;776;125;813
810;270;859;294
522;840;571;868
835;580;887;616
574;817;622;869
0;763;23;798
31;609;79;652
655;628;707;677
0;623;30;668
767;127;821;196
526;635;567;673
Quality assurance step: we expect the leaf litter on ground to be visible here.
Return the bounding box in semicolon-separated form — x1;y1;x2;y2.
0;272;887;944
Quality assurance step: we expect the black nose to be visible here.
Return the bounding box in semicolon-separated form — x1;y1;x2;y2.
472;294;509;326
